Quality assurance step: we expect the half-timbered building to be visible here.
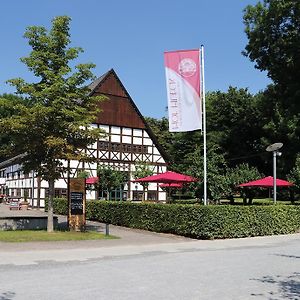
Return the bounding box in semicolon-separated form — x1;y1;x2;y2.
0;69;168;207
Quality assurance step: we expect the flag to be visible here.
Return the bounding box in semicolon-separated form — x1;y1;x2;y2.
164;49;202;132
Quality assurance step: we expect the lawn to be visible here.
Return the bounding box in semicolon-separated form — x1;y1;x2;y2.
221;197;298;205
0;230;118;242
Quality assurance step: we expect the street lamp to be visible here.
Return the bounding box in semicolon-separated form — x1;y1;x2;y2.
266;142;283;204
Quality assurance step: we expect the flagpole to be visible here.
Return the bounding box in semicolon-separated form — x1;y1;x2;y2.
201;45;207;205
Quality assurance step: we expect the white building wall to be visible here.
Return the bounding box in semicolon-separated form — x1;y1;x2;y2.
0;124;168;206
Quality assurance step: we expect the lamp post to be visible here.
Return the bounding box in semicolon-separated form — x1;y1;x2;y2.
266;143;283;204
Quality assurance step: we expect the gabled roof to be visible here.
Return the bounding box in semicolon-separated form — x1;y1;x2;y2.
89;69;169;163
0;153;26;169
88;70;111;93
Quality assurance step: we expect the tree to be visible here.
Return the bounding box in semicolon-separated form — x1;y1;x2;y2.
225;163;262;205
0;94;29;162
144;116;174;160
132;162;154;201
0;16;104;232
243;1;300;174
185;142;228;202
206;87;266;171
77;170;90;179
243;0;300;87
287;154;300;201
97;165;127;200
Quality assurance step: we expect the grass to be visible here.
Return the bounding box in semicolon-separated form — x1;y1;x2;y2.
171;197;299;205
0;230;118;243
221;197;298;205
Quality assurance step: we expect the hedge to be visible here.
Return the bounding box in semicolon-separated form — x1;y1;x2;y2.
49;198;300;239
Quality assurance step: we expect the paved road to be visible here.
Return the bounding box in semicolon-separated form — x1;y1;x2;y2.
0;230;299;300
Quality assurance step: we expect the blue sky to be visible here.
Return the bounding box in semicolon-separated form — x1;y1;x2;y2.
0;0;269;118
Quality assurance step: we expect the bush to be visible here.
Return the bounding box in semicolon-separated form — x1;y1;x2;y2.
45;198;68;215
50;199;300;239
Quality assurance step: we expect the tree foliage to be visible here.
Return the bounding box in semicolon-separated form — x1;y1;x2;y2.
287;154;300;195
207;87;266;170
97;165;127;200
243;0;300;174
225;163;263;204
132;162;154;201
243;0;300;86
0;94;29;162
0;16;105;231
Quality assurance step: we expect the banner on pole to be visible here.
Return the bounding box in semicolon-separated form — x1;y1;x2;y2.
164;49;202;132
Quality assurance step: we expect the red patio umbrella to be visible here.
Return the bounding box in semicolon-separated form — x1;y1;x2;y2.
238;176;293;187
86;177;99;185
133;171;198;183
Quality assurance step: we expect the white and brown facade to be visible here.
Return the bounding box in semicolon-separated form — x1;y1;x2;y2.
0;69;168;207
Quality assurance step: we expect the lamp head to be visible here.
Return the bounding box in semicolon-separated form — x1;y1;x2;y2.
266;142;283;152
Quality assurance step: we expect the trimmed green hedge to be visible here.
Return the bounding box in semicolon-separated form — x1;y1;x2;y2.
45;198;69;215
50;198;300;239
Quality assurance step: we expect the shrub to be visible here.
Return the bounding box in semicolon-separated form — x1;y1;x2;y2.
50;199;300;239
45;198;68;215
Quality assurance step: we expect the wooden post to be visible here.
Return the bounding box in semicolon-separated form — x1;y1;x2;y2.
68;178;86;232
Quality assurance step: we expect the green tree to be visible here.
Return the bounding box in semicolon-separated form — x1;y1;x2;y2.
0;16;104;232
132;162;154;201
225;163;262;205
243;0;300;87
97;165;127;200
145;116;174;159
77;170;90;179
0;94;29;162
186;143;228;202
206;87;265;171
243;0;300;174
287;154;300;201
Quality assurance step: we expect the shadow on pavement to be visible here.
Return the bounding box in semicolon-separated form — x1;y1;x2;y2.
250;272;300;299
0;291;15;300
56;220;103;232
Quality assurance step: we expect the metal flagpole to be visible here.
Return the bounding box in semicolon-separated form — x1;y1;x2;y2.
201;45;207;205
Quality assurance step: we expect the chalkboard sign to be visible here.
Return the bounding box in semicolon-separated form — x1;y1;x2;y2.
70;192;83;215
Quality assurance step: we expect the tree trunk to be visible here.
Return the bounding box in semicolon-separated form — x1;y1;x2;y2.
248;197;253;205
229;195;234;205
47;178;55;232
290;190;295;204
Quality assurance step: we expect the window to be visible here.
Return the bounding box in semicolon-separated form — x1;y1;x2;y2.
16;189;21;197
147;191;158;201
98;141;109;151
99;141;148;154
132;191;143;201
111;143;120;152
45;188;67;199
98;187;125;201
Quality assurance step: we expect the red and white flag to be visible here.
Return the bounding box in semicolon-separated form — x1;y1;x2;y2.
164;49;202;132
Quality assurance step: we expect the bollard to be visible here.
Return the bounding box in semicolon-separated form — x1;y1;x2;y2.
105;223;109;236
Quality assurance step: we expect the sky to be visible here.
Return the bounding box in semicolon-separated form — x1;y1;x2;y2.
0;0;270;119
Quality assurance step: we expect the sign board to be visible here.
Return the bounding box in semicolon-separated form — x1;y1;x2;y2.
70;192;84;215
68;178;86;231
